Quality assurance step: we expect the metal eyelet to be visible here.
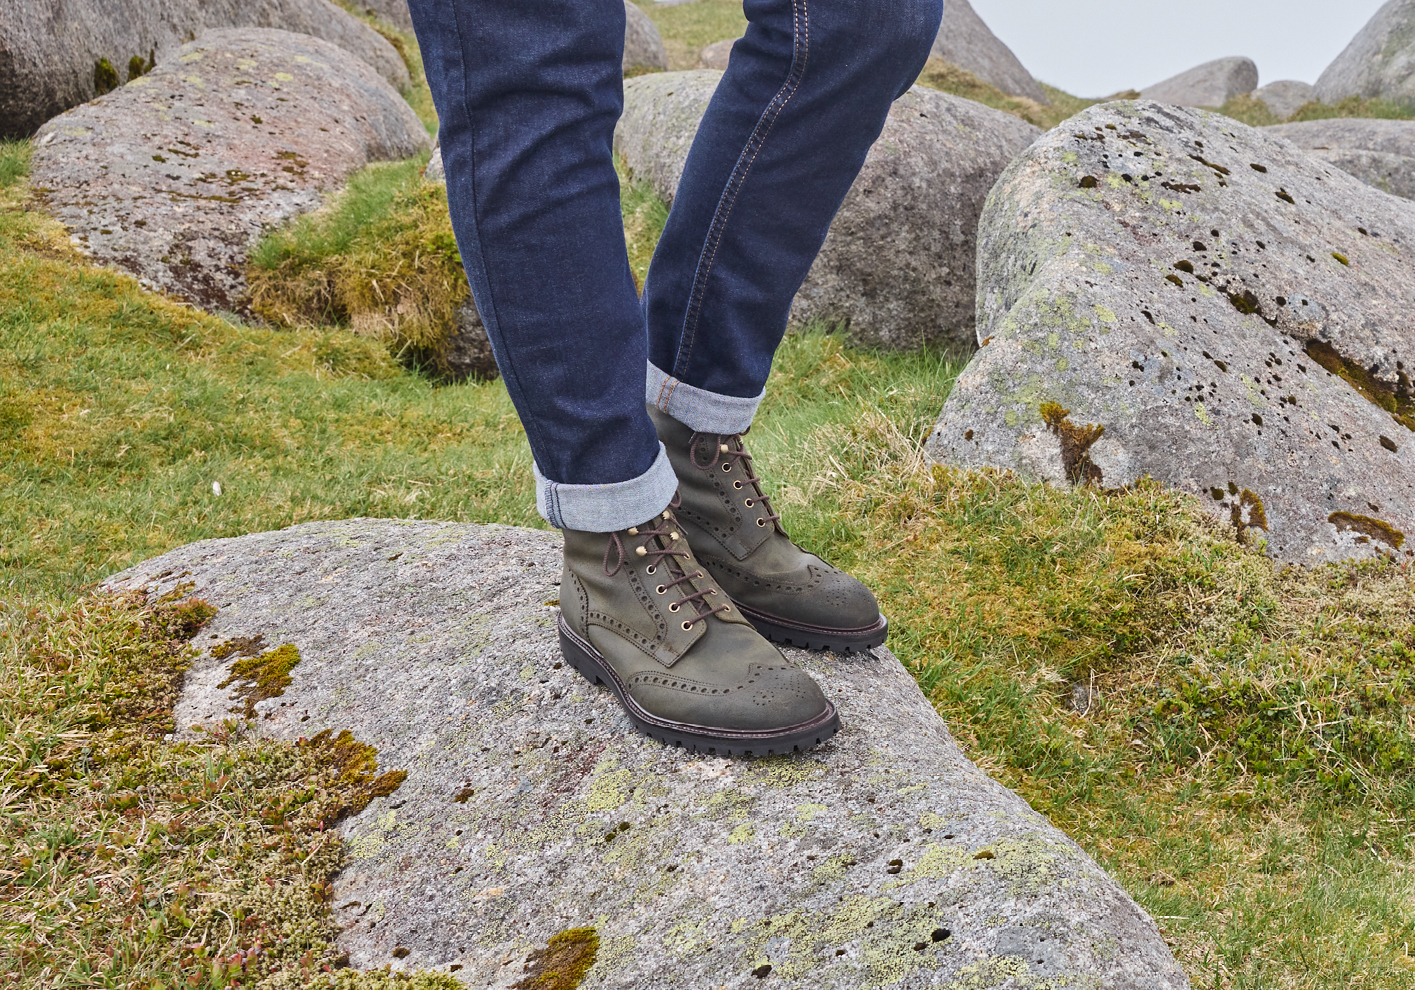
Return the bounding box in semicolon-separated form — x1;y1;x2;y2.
669;602;680;612
722;604;730;612
733;481;743;489
721;463;731;472
756;518;767;527
656;585;667;595
744;498;753;507
708;589;718;595
682;621;694;631
645;565;656;574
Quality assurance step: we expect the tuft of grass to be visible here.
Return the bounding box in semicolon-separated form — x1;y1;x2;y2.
246;157;472;378
619;155;669;292
1217;93;1283;127
632;0;747;70
915;58;1087;130
1286;95;1415;123
0;589;453;990
0;139;32;189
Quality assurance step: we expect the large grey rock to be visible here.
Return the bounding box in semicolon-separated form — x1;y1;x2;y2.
1252;80;1315;120
1141;57;1259;108
0;0;411;139
1266;117;1415;200
699;37;735;70
32;29;429;313
624;0;669;75
1316;0;1415;108
107;519;1189;989
927;100;1415;565
616;71;1041;351
930;0;1048;105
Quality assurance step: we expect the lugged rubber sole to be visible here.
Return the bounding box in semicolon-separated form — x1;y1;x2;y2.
733;603;889;654
557;616;840;758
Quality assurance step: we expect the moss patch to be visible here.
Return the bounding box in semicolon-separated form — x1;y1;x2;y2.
0;590;429;989
1329;511;1406;550
94;58;119;97
1304;338;1415;432
218;642;302;716
511;927;599;990
1040;401;1105;484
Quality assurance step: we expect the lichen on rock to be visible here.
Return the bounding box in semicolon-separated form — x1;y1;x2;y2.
108;519;1189;988
929;100;1415;564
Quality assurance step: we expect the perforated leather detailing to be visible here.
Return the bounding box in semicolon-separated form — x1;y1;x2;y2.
567;571;591;632
629;671;739;696
701;555;827;595
744;664;815;708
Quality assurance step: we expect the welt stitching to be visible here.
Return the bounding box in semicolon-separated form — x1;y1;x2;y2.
672;0;811;378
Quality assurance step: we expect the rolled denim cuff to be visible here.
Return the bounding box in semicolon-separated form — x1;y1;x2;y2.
646;361;763;435
535;442;677;532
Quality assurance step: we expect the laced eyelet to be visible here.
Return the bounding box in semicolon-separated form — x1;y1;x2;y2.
708;589;718;595
682;621;694;631
744;498;753;507
669;602;680;612
722;605;730;612
656;585;667;595
645;565;656;574
756;518;767;527
733;480;743;489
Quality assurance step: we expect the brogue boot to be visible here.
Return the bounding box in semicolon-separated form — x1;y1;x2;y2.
648;406;888;653
558;505;840;756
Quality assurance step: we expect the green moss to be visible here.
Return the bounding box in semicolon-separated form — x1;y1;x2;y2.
217;642;301;716
511;927;599;990
94;58;119;97
1287;95;1415;123
0;591;423;988
127;50;155;82
1040;402;1105;485
1329;511;1406;550
1304;338;1415;432
1231;489;1269;542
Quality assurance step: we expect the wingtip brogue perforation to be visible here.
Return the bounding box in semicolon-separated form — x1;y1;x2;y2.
649;405;889;654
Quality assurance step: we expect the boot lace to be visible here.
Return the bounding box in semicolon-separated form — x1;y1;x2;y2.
688;429;782;530
602;503;729;630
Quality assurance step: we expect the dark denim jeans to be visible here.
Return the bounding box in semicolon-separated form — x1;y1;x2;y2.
407;0;940;530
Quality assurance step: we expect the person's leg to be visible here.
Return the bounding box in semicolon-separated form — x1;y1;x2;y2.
406;0;839;754
641;0;942;652
407;0;673;533
644;0;943;414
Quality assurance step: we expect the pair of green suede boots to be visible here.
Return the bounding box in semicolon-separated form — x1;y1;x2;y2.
557;407;887;757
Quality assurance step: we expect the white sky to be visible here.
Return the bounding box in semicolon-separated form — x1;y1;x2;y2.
970;0;1391;98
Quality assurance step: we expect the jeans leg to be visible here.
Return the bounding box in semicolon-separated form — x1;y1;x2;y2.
644;0;943;432
407;0;676;531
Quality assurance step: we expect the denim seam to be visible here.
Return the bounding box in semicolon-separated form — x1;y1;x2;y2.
670;0;811;380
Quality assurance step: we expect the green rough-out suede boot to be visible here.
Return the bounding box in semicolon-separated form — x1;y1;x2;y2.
648;405;888;653
558;504;840;756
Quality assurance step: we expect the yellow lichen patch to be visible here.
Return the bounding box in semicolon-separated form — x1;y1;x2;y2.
218;642;301;716
510;927;599;990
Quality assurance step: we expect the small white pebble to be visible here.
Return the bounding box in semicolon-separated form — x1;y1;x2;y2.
212;481;223;496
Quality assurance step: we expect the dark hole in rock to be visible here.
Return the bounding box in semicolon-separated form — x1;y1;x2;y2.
752;964;773;978
932;928;951;942
1079;175;1099;188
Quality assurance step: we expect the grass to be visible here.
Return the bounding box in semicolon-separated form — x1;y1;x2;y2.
0;588;455;989
915;59;1097;131
631;0;747;70
6;10;1415;988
